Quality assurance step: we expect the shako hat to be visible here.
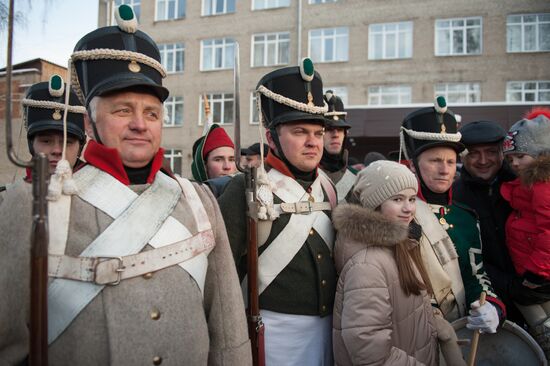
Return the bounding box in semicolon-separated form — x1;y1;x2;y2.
191;124;234;182
24;74;86;143
459;120;506;146
400;96;465;160
256;58;327;129
324;91;351;129
70;5;169;106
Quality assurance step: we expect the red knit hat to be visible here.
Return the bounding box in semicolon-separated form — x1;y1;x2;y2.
202;127;234;159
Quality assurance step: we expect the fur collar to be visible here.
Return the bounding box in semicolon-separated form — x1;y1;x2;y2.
333;203;409;247
521;154;550;186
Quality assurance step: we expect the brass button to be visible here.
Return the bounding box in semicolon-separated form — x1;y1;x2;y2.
317;253;322;260
309;229;315;236
449;224;454;229
153;356;162;365
150;308;161;320
321;305;327;312
321;280;327;286
143;272;154;279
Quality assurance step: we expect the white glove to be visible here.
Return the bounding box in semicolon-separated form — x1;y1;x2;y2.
466;300;499;334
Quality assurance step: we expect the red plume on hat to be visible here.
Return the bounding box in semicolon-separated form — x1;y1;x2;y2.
202;127;235;159
524;107;550;121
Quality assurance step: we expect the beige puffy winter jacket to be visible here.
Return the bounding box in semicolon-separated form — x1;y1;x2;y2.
332;204;438;366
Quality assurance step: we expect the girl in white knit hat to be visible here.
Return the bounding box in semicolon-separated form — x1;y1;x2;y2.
331;160;465;366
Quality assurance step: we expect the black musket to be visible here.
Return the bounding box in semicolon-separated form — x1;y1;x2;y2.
4;0;49;364
233;42;265;366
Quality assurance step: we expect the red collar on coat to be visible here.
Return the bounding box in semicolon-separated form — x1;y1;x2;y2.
83;140;165;185
265;152;318;179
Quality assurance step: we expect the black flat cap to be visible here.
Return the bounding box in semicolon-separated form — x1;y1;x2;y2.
459;120;506;145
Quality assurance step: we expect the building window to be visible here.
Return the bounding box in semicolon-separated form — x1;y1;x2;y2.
201;38;235;70
252;32;290;67
309;27;349;63
114;0;141;21
156;0;186;21
506;81;550;102
202;0;235;16
507;13;550;53
368;85;411;105
164;149;183;176
309;0;338;3
159;43;184;73
434;83;480;104
200;93;234;124
435;17;482;56
253;0;290;10
250;93;260;124
163;96;184;127
368;21;413;60
324;86;348;106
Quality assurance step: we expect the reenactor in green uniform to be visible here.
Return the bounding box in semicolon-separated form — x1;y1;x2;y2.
218;59;337;364
400;98;506;332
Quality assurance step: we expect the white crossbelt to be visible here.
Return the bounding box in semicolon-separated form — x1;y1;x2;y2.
47;166;213;345
246;169;334;295
335;169;356;203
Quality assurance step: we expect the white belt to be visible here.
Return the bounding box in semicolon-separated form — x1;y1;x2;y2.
276;201;332;214
48;230;215;285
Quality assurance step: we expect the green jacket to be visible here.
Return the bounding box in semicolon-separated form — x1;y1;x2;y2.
218;171;336;317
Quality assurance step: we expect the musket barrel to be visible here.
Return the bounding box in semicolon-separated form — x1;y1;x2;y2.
29;154;49;365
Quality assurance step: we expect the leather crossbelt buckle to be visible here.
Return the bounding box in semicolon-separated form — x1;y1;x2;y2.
94;256;125;286
294;201;312;214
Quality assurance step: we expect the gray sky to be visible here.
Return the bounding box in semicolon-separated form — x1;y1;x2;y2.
0;0;99;68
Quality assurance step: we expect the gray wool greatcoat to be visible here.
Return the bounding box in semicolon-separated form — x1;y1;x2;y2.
0;175;252;366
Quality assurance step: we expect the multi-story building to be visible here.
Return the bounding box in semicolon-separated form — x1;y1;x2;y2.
98;0;550;175
0;59;67;183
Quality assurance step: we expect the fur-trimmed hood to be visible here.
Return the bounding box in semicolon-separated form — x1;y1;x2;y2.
332;203;409;271
521;154;550;186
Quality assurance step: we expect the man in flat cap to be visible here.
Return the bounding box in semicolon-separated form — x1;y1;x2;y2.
0;74;87;206
319;91;357;203
218;58;337;365
453;121;526;324
0;5;250;365
400;98;505;331
240;142;269;169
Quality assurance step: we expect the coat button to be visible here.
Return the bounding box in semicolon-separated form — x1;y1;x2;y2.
309;229;315;236
317;253;322;261
321;305;327;312
321;280;327;286
153;356;162;365
150;308;161;320
143;272;154;279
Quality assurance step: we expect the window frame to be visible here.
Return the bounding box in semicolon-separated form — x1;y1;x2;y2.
506;80;550;102
202;0;236;16
368;21;413;60
507;13;550;53
309;0;338;4
252;0;291;11
200;38;236;71
435;16;483;56
163;96;184;127
251;31;291;67
155;0;186;21
199;93;235;125
308;27;349;63
158;43;185;73
434;82;481;104
368;85;412;105
164;148;183;176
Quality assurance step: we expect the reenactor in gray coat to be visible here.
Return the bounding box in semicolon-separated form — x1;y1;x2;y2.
0;5;251;365
218;59;337;365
